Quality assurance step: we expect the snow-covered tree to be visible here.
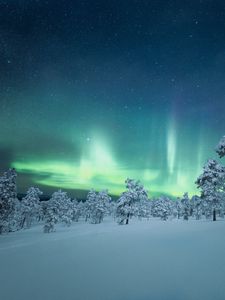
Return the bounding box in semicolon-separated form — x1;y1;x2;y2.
135;198;151;220
174;198;183;219
196;159;225;221
71;199;84;222
43;203;59;233
84;189;97;222
116;178;148;225
216;135;225;158
43;190;73;232
21;187;42;229
191;195;202;220
10;197;23;232
71;199;78;222
84;189;111;224
170;200;177;219
181;192;190;221
57;190;73;227
151;196;173;220
91;189;110;224
195;135;225;221
108;200;117;220
0;169;18;234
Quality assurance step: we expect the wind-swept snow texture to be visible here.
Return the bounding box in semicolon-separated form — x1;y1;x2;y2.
0;218;225;300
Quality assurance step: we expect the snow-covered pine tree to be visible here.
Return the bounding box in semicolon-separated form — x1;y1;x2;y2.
151;196;173;220
116;194;131;225
191;195;202;220
84;189;111;224
71;199;78;222
216;135;225;158
90;189;111;224
21;187;43;229
181;192;190;221
71;199;84;222
56;190;73;227
43;202;58;233
43;190;73;232
174;197;182;219
196;159;225;221
215;135;225;218
84;189;97;222
0;168;18;234
40;200;48;221
10;197;23;232
116;178;148;225
171;200;178;219
136;198;151;220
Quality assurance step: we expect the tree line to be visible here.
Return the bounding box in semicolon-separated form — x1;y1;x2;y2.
0;135;225;234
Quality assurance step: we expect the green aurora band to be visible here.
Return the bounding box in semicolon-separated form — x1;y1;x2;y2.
11;125;219;197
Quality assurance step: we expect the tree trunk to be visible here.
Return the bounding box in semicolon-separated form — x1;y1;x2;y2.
213;209;216;221
21;216;26;229
126;213;130;224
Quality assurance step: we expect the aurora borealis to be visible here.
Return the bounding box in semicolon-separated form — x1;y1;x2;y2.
1;1;225;198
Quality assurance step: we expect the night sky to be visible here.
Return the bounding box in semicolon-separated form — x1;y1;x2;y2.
1;0;225;198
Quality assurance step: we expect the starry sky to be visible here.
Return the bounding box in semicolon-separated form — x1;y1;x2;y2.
1;0;225;198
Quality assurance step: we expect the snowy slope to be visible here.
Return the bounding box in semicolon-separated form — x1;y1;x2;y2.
0;218;225;300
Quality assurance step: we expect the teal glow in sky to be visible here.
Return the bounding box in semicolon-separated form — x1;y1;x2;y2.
1;1;225;197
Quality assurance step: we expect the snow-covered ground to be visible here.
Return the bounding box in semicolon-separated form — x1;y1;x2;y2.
1;218;225;300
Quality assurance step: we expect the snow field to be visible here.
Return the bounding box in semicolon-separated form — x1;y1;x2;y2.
0;218;225;300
